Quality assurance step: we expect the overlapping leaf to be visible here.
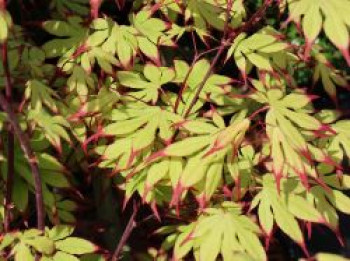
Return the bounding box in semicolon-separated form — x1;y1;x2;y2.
66;65;94;102
42;16;87;58
0;146;72;220
184;0;245;42
251;175;323;245
313;51;348;102
0;225;97;260
95;103;182;171
325;120;350;162
251;81;334;189
171;59;232;114
305;173;350;230
146;115;250;206
286;0;350;64
0;9;12;42
118;64;175;104
25;80;59;112
43;17;118;75
169;202;266;261
50;0;89;16
132;10;173;65
101;21;138;69
27;110;71;152
226;28;293;78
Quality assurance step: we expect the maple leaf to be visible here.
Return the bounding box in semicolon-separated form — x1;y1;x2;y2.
286;0;350;64
146;115;250;207
251;80;335;190
171;59;232;115
43;17;118;75
325;120;350;163
42;16;87;58
253;175;324;240
131;10;174;65
118;64;175;104
313;51;348;103
170;202;266;261
50;0;89;15
0;9;12;42
226;28;293;79
184;0;245;42
27;110;71;153
0;146;72;220
25;80;59;113
94;103;182;172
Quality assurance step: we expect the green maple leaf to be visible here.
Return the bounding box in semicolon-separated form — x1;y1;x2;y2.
42;16;87;58
313;51;348;103
325;120;350;162
251;80;335;189
172;202;266;261
43;17;118;74
50;0;89;16
171;59;232;115
25;80;59;113
123;159;174;208
66;65;95;102
0;10;12;43
1;146;71;218
226;144;258;201
305;174;350;230
251;175;323;244
95;103;182;171
286;0;350;64
226;28;293;78
146;114;250;206
185;0;245;42
101;22;138;69
118;64;175;104
132;10;173;65
28;110;71;152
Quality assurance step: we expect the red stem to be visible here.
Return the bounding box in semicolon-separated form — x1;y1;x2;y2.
0;93;45;231
2;41;15;232
183;0;274;117
111;201;139;261
183;0;233;117
173;46;223;114
1;0;15;233
90;0;101;19
249;106;269;120
0;0;5;10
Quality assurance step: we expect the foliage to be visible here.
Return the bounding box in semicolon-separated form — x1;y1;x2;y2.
1;0;350;260
0;225;97;260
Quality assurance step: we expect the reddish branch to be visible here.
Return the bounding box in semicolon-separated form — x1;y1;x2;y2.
2;42;15;233
1;0;15;233
90;0;102;19
183;0;274;117
0;93;45;231
0;0;45;232
111;201;139;261
173;46;223;113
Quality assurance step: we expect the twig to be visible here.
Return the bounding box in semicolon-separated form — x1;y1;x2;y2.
249;106;269;120
0;93;45;231
1;0;14;233
183;0;234;117
229;0;273;39
111;201;139;261
90;0;101;19
173;46;222;114
2;43;15;232
183;0;274;118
